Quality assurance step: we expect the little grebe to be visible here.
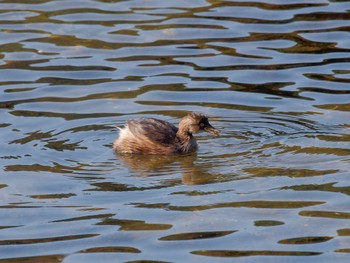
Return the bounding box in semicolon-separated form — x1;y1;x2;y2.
113;112;220;155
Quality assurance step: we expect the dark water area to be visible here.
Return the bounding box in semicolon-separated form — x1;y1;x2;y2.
1;0;350;262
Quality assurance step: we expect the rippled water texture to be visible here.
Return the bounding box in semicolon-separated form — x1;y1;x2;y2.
1;0;350;262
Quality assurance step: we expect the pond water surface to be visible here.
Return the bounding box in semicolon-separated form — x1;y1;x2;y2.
1;0;350;262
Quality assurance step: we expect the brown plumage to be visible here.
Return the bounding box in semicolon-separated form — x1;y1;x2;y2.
113;112;220;155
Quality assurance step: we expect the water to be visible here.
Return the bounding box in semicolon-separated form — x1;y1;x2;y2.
1;0;350;262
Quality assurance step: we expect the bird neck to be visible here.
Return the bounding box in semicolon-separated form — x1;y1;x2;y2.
176;128;192;141
175;130;196;154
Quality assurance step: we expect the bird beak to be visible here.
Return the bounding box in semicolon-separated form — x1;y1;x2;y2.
204;124;220;135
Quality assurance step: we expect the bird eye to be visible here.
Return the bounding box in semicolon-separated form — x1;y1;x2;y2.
199;123;205;127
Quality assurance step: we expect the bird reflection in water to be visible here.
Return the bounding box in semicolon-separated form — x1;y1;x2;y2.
116;153;219;185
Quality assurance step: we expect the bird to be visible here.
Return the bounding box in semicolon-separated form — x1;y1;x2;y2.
113;112;220;155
